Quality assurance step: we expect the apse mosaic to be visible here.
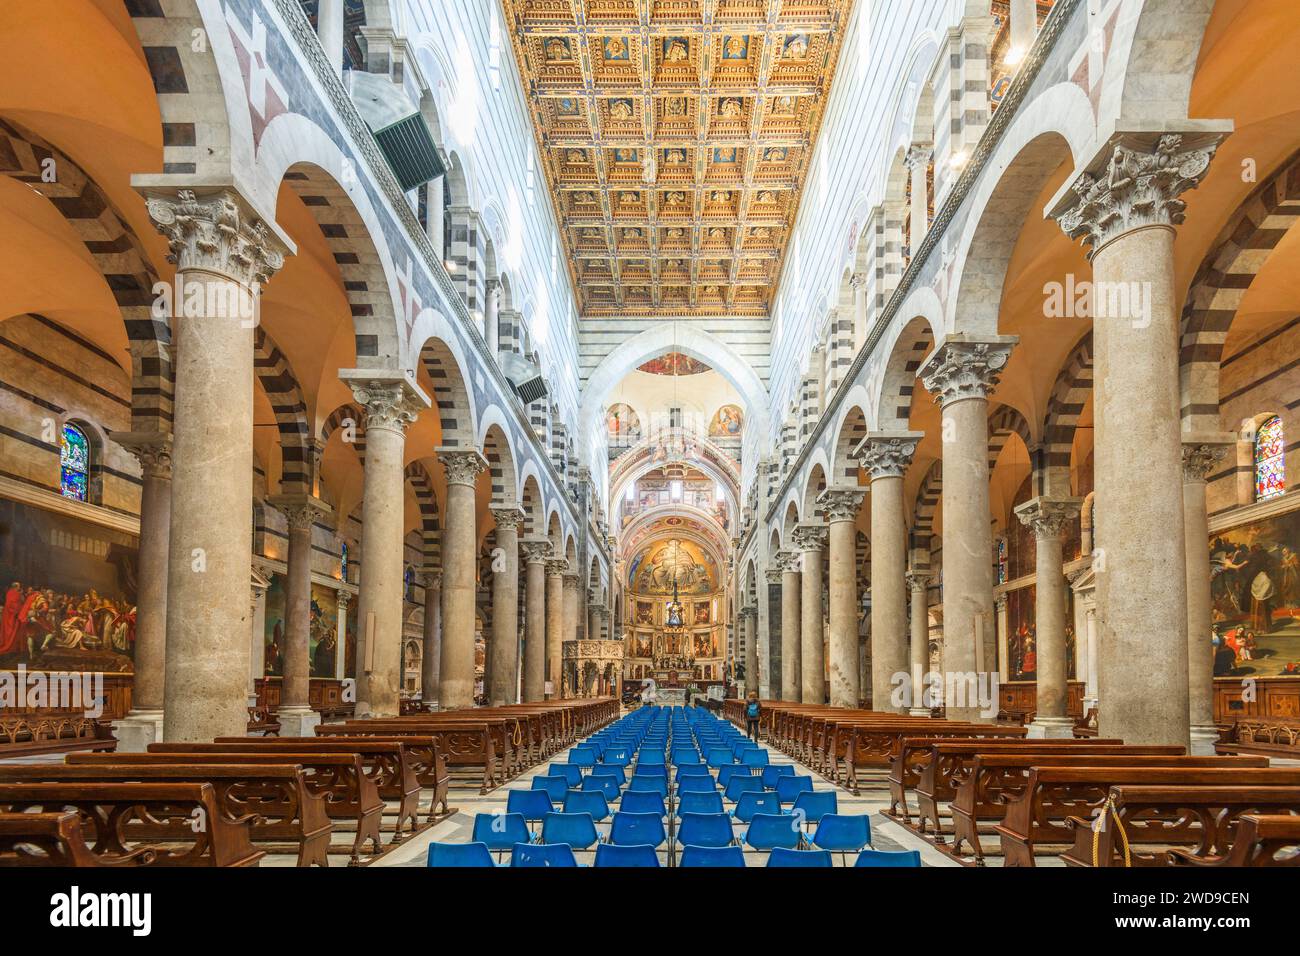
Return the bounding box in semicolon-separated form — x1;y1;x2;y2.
1210;507;1300;678
628;539;715;595
0;499;138;673
500;0;854;316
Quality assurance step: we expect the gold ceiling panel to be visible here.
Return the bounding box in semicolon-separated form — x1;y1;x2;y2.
502;0;855;317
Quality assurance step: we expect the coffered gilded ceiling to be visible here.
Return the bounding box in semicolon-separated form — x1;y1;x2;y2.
499;0;855;317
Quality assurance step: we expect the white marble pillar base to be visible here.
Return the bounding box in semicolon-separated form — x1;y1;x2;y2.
1027;716;1075;739
112;711;165;752
1189;724;1220;756
277;706;321;738
908;707;931;718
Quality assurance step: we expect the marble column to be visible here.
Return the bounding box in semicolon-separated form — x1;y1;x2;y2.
562;572;581;698
266;494;332;736
341;374;427;718
920;336;1016;720
334;590;350;686
765;567;783;696
545;558;568;699
905;145;932;253
742;607;759;696
588;593;602;645
427;175;445;261
142;187;288;742
485;280;501;355
1052;131;1224;745
437;449;488;710
905;570;933;716
248;563;272;705
1015;496;1083;738
819;487;866;707
858;432;923;714
1183;439;1232;753
112;433;172;750
777;551;802;701
316;0;345;74
793;524;828;704
488;508;524;706
419;571;441;707
520;539;550;701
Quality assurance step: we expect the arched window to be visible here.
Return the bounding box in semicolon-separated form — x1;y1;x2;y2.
340;542;349;583
59;422;91;502
1255;416;1286;501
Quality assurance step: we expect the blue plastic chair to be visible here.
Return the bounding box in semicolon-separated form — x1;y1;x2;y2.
593;843;660;867
767;847;832;867
633;764;668;779
678;774;717;794
679;844;746;868
471;812;532;859
855;848;922;868
581;775;621;801
741;749;770;768
733;790;782;823
506;788;553;829
812;814;872;864
531;775;568;804
627;776;669;798
743;813;802;851
676;764;711;780
792;790;838;832
510;842;579;867
638;750;666;767
590;764;626;786
602;747;632;767
718;764;758;788
724;774;766;803
619;790;667;818
775;775;815;806
672;750;702;766
569;747;597;770
609;811;667;848
540;812;600;850
427;841;495;867
761;764;796;789
548;763;583;788
706;747;734;768
676;812;735;848
562;789;610;823
676;790;725;817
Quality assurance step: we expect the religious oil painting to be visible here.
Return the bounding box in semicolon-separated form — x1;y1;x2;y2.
0;499;138;673
708;404;744;437
309;583;339;678
1210;506;1300;678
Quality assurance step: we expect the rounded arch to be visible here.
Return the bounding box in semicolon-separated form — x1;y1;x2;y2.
478;410;519;507
252;325;312;495
1043;330;1094;484
1100;0;1218;129
518;468;545;535
320;401;367;462
780;499;801;547
872;301;942;432
831;400;870;485
577;324;769;459
911;460;943;564
801;459;829;523
403;460;443;569
987;402;1035;474
413;332;477;447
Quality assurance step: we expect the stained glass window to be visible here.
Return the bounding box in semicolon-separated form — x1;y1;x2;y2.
404;565;415;601
340;543;349;582
59;422;90;502
1255;416;1285;501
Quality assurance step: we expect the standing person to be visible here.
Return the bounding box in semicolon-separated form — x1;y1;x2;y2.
744;692;761;741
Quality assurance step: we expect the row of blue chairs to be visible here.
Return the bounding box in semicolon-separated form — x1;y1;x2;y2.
429;840;921;868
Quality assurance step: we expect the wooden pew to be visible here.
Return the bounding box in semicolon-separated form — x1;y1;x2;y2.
994;763;1298;866
0;713;117;758
0;782;262;867
838;722;1029;795
217;735;452;821
1168;813;1300;867
1060;785;1300;867
0;762;331;867
951;754;1268;863
73;750;384;864
1215;716;1300;760
318;720;506;794
0;812;136;867
161;740;422;840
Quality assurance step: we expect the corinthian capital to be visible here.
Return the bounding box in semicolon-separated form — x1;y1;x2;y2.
1182;435;1233;483
1014;496;1083;540
792;523;828;553
114;431;173;481
267;493;333;532
904;144;932;171
340;371;429;436
490;507;526;532
520;537;552;564
546;558;570;577
142;187;289;287
765;567;783;586
854;431;923;480
1051;131;1226;257
919;335;1017;406
904;569;933;592
438;448;488;487
775;550;802;574
817;486;866;523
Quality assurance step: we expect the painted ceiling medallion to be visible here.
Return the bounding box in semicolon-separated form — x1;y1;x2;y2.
499;0;853;316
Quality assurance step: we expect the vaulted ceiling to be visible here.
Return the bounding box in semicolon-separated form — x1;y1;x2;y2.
499;0;855;317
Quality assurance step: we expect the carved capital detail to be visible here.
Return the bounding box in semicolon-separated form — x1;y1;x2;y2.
856;432;922;479
1053;133;1223;257
349;382;421;435
904;144;933;171
562;572;581;590
1014;496;1083;541
115;431;174;481
817;486;866;523
765;567;783;585
792;523;828;553
490;507;526;532
546;558;570;577
268;494;332;532
776;550;802;574
919;337;1016;406
336;589;352;610
1182;441;1230;483
438;449;488;487
143;188;287;287
905;569;933;592
521;539;552;564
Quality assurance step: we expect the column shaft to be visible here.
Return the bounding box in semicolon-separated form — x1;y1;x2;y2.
907;572;932;715
420;575;441;706
822;491;863;708
488;510;522;706
1183;442;1230;752
521;547;548;701
871;476;908;713
779;555;801;701
795;527;827;704
545;561;566;700
438;451;486;709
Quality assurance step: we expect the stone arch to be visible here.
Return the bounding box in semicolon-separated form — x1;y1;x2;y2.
1179;152;1300;432
831;403;870;485
1100;0;1219;128
320;402;367;462
0;118;171;433
987;402;1034;474
252;325;312;495
873;312;939;432
1043;331;1094;476
911;460;942;564
801;460;829;523
404;460;442;569
479;417;519;507
519;468;544;535
415;334;476;447
546;509;563;551
781;499;801;546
